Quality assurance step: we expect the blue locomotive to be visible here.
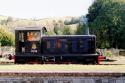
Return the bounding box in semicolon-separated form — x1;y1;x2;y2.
15;27;100;64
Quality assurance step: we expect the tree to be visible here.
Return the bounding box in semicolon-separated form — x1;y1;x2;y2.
87;0;125;48
75;24;85;35
0;26;15;46
54;23;60;35
7;16;13;23
63;25;71;35
53;20;64;35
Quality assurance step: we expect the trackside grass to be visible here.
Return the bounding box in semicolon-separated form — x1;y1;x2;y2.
0;64;124;72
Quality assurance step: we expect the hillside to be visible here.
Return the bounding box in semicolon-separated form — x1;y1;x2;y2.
0;15;8;20
0;15;79;34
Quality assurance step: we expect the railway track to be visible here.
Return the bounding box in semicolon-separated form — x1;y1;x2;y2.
0;71;124;77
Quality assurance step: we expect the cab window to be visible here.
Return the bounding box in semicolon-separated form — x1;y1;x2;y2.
27;31;40;41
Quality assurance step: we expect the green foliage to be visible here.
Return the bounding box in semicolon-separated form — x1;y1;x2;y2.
87;0;125;48
63;25;71;35
75;24;85;35
46;31;55;35
53;20;73;35
0;26;15;46
53;23;61;35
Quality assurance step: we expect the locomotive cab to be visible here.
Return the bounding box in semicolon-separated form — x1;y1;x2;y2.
15;27;43;63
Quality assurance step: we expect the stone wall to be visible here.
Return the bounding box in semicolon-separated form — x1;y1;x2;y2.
0;77;125;83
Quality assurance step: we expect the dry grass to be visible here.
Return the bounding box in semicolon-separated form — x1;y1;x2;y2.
0;64;124;72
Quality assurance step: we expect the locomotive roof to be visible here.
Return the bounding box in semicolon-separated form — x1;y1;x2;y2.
42;35;96;37
15;27;42;31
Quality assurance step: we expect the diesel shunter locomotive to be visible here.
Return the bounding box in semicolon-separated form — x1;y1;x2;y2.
15;27;100;64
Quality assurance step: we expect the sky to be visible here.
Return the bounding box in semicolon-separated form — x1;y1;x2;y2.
0;0;94;19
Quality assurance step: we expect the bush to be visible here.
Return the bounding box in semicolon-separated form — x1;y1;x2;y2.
0;26;15;46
